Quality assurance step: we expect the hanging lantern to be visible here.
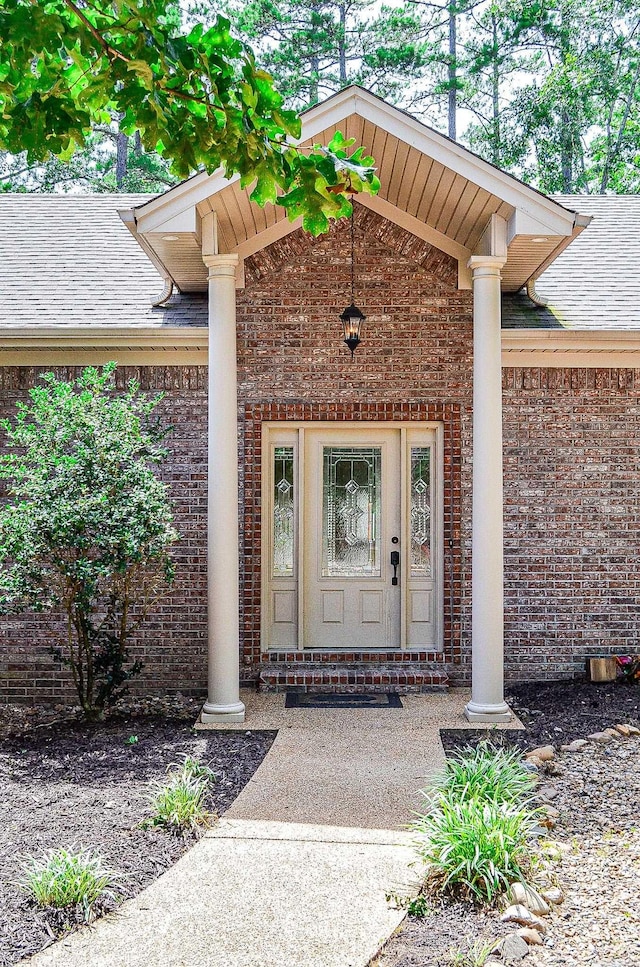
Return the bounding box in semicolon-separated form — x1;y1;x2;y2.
340;302;365;358
340;207;365;358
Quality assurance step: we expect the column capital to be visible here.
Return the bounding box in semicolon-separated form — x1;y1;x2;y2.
467;255;506;277
203;253;239;277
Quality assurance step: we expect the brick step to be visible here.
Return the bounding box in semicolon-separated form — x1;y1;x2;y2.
259;663;448;693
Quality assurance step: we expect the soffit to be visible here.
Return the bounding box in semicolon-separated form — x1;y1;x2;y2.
125;87;586;294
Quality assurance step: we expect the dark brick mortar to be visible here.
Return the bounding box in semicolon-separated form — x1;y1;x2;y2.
0;209;637;702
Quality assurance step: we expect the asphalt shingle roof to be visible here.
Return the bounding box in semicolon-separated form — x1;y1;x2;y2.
1;192;638;331
0;194;206;328
502;194;640;330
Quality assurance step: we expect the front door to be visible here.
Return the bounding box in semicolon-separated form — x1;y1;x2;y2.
304;428;401;649
263;422;442;652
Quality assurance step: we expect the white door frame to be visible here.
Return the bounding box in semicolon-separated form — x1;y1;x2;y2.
261;421;444;653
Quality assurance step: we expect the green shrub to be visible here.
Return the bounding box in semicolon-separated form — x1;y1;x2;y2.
448;936;496;967
20;847;118;920
432;741;536;805
413;797;537;904
179;754;217;784
145;758;215;833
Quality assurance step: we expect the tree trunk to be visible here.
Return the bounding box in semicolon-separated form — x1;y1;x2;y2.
116;132;128;188
448;1;457;140
339;3;347;86
491;12;500;165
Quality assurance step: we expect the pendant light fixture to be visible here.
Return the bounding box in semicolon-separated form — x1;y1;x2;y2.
340;206;365;358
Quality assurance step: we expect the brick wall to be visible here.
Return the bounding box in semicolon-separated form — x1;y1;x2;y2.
502;366;640;680
2;207;639;704
236;207;475;687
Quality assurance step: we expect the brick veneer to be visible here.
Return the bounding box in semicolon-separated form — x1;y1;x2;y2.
236;207;474;690
502;365;640;680
2;209;639;703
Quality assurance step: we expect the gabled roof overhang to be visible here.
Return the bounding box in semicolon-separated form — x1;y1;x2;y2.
120;86;590;294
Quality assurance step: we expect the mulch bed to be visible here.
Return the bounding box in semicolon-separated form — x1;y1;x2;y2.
378;678;640;967
0;699;274;966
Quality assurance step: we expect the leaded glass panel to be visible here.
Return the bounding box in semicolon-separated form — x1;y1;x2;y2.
410;447;432;576
322;446;381;577
273;446;294;576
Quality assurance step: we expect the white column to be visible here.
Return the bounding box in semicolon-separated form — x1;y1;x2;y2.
465;256;511;723
201;254;245;724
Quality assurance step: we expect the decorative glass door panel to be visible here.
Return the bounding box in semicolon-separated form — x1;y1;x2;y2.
322;447;381;578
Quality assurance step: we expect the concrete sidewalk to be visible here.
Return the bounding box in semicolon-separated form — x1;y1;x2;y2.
23;689;521;967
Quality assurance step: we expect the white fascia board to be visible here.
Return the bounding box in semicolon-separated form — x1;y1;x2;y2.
128;91;362;234
502;329;640;352
507;210;566;246
143;208;199;235
123;85;583;260
503;329;640;367
0;327;208;349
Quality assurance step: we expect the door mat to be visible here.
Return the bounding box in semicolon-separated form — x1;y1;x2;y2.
285;692;403;709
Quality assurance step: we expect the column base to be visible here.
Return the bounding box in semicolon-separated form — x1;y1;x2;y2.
200;700;246;724
464;699;512;723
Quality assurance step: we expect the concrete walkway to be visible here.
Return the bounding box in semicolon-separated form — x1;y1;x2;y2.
23;688;521;967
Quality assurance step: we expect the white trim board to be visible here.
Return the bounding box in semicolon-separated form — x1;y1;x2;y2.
3;327;640;368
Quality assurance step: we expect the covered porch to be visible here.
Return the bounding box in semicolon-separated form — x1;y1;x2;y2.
123;87;589;724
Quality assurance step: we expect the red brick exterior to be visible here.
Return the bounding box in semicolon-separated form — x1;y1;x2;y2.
502;366;640;680
0;210;638;702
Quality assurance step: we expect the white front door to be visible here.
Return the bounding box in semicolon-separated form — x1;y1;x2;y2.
304;428;401;649
263;422;442;652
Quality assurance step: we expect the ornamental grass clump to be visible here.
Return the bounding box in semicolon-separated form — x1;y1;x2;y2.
413;797;538;904
20;847;118;921
432;741;537;805
146;757;215;834
412;742;540;905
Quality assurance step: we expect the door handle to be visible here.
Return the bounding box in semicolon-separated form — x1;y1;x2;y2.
390;550;400;586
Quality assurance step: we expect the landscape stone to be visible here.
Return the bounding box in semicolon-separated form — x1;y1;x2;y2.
560;739;588;752
538;783;559;801
525;745;555;761
542;887;565;905
494;932;530;962
524;755;543;770
501;905;548;934
517;928;544;945
587;731;613;744
508;882;550;915
624;724;640;735
604;727;623;739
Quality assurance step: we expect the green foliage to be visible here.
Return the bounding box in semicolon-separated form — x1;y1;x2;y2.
412;742;539;905
0;364;179;719
20;847;119;920
448;937;496;967
145;757;215;833
413;796;537;904
0;127;177;193
216;0;428;109
431;741;537;805
0;0;379;233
